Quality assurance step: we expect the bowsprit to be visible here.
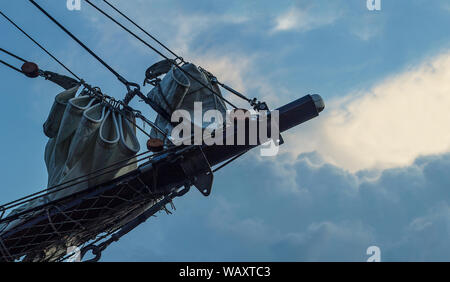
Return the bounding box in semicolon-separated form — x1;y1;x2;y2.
0;0;325;262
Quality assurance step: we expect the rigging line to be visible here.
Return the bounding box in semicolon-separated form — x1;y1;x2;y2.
108;104;155;139
0;9;81;81
0;237;13;262
84;0;173;65
0;152;151;212
0;59;24;74
83;0;239;109
58;231;113;262
91;91;159;139
135;112;168;138
79;192;180;262
212;150;249;172
28;0;129;87
0;139;183;214
0;153;150;216
102;0;183;63
0;47;27;63
100;0;254;105
58;196;154;262
0;150;152;211
102;103;151;139
125;114;152;138
94;94;165;138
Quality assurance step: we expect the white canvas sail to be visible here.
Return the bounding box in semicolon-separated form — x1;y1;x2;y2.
1;86;140;233
148;63;227;142
44;86;140;200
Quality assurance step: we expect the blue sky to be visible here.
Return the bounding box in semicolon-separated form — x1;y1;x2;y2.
1;0;450;261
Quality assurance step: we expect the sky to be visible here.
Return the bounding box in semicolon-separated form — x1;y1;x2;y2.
0;0;449;261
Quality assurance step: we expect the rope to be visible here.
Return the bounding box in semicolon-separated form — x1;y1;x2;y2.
0;151;152;212
53;205;87;231
26;0;243;110
0;9;81;81
28;0;130;88
0;47;27;63
0;160;144;223
0;11;135;123
0;83;170;215
46;208;61;236
0;17;157;144
212;150;249;172
99;1;257;106
58;231;112;262
83;0;239;109
0;59;24;74
0;206;5;220
125;114;152;138
98;1;268;110
80;85;160;139
28;0;177;124
0;47;26;75
102;0;184;63
0;139;185;220
0;11;162;144
58;192;162;262
0;237;13;262
78;189;182;262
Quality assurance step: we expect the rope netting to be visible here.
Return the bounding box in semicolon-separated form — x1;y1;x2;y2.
0;154;173;262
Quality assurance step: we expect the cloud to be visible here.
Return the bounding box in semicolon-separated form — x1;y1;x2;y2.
76;1;269;107
103;151;450;261
209;152;450;261
167;12;249;55
283;51;450;172
120;4;447;172
443;2;450;12
271;5;341;33
350;15;383;41
50;2;450;262
351;26;380;41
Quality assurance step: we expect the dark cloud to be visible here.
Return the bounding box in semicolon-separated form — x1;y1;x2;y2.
102;151;450;261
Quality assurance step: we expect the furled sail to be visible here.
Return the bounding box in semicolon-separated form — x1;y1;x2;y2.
1;86;140;232
44;85;140;200
147;63;228;142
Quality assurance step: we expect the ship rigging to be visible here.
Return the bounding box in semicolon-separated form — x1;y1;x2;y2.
0;0;324;262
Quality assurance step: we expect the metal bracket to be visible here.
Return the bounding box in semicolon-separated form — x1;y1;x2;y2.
250;97;269;112
40;70;79;90
144;59;174;86
179;146;214;196
79;185;190;262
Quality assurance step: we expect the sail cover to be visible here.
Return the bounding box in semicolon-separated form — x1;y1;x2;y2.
147;63;228;142
1;63;224;235
43;86;140;200
1;86;140;231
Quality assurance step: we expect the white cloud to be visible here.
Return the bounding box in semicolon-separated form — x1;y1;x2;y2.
352;27;379;41
284;51;450;172
189;53;251;94
77;2;450;173
77;3;264;107
272;6;341;33
349;13;384;41
351;22;382;41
